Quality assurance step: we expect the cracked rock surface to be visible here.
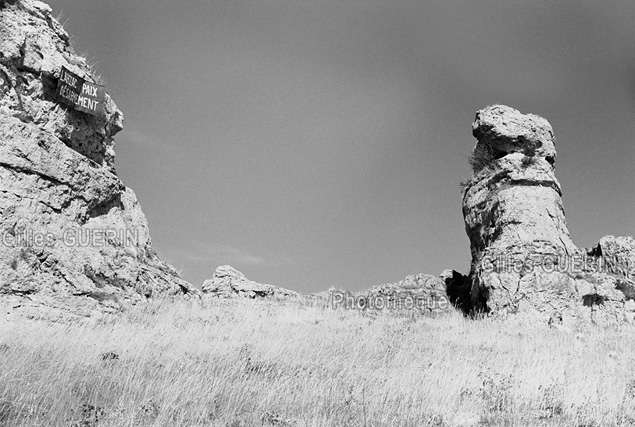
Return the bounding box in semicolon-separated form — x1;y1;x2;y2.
0;0;197;320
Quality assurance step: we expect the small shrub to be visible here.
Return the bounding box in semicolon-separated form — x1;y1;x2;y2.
468;143;494;173
479;372;515;413
100;351;119;362
538;383;565;418
624;379;635;400
261;410;295;426
422;412;446;426
521;155;538;168
68;403;105;427
137;400;160;423
459;179;470;193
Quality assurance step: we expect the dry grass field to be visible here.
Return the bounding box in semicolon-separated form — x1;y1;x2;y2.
1;296;635;427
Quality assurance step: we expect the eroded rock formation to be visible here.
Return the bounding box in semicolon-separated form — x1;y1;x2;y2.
460;105;635;325
203;265;299;299
0;0;196;319
366;273;449;314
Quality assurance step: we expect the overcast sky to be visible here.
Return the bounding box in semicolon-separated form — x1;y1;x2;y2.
46;0;635;293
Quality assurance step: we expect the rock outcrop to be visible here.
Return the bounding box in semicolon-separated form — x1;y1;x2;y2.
365;273;449;314
203;265;299;299
0;0;196;319
459;105;635;325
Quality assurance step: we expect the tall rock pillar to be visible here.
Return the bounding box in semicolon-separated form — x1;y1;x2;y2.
461;105;624;323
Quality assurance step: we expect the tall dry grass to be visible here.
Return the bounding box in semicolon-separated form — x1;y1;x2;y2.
1;297;634;426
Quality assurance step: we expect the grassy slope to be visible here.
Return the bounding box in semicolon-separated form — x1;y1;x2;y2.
0;298;634;427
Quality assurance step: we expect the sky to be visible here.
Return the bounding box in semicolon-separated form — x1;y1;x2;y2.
45;0;635;293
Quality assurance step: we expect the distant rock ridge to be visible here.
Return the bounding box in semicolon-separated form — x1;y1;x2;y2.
0;0;196;319
203;265;299;300
365;273;448;314
453;105;635;325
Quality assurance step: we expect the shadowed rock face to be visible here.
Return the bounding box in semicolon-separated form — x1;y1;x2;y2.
460;105;635;325
440;269;471;313
0;0;196;319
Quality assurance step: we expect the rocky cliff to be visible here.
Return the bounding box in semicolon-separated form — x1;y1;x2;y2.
458;105;635;325
0;0;196;319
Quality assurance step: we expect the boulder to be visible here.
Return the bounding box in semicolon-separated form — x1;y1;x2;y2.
203;265;299;300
